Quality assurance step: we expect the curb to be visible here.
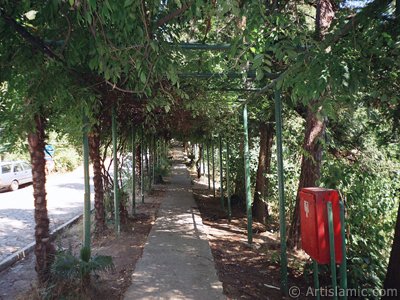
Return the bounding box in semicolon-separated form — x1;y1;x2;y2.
0;213;83;273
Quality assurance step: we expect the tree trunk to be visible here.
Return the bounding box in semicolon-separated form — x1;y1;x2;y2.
120;199;129;224
233;141;246;208
288;105;327;248
183;141;188;154
196;144;203;179
315;0;335;40
253;122;274;224
145;145;149;175
288;0;334;249
88;127;106;233
28;115;55;284
383;202;400;297
136;144;141;183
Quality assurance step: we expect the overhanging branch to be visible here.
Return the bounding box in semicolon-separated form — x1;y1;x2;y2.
0;9;140;95
0;8;65;64
256;0;394;96
156;1;193;28
327;0;392;45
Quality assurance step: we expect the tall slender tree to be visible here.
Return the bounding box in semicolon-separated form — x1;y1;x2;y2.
28;113;55;283
288;0;335;248
88;125;106;233
253;121;274;224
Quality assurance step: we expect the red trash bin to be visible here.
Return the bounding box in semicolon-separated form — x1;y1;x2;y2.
299;187;343;264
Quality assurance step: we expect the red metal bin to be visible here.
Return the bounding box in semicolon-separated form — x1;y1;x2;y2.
300;187;343;264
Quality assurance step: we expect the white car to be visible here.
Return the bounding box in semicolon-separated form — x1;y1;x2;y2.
0;161;33;191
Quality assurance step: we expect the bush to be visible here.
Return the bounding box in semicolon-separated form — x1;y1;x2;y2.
320;155;399;296
51;246;113;287
55;147;81;172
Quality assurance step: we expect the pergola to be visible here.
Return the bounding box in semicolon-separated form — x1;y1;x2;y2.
76;41;290;294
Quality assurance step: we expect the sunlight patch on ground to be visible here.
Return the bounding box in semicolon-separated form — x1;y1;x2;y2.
173;165;187;170
0;245;19;254
0;217;27;230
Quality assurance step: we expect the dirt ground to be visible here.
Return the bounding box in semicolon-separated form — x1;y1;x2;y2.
0;187;164;300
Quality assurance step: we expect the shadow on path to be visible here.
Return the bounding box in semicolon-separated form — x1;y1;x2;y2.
124;147;224;300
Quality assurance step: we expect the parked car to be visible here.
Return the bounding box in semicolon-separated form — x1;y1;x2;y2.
0;161;33;191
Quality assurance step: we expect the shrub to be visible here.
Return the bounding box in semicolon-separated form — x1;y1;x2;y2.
320;155;399;297
55;147;81;172
51;246;113;285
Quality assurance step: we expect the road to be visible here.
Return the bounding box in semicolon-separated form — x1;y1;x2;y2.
0;167;93;262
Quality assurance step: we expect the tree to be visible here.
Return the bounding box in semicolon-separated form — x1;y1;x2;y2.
253;119;274;224
88;125;106;233
1;0;398;292
28;113;56;283
1;2;96;282
288;0;335;248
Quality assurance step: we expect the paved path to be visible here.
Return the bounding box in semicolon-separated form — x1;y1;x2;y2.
124;149;224;300
0;167;93;262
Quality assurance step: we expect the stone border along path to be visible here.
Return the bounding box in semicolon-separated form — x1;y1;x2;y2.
124;147;224;300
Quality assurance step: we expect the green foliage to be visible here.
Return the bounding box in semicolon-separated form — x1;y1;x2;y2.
0;131;81;172
55;148;81;173
322;157;399;295
51;246;113;283
155;156;172;178
46;246;113;299
318;106;400;294
2;0;400;294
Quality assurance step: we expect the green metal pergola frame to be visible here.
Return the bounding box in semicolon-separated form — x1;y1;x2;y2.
80;42;288;295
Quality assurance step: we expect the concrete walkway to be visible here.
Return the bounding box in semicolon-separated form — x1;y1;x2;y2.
124;149;224;300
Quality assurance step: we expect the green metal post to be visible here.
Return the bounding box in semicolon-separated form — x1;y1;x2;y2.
159;140;162;165
226;142;231;222
243;104;253;244
158;139;164;164
112;105;120;235
144;138;151;192
313;260;320;300
155;139;159;169
132;127;136;215
327;202;338;300
82;113;91;250
207;142;211;189
143;137;149;191
274;89;288;294
219;135;225;210
339;201;347;299
141;129;144;204
147;139;151;191
146;138;153;191
202;143;205;176
157;140;160;168
212;141;216;198
161;139;164;160
152;137;155;187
